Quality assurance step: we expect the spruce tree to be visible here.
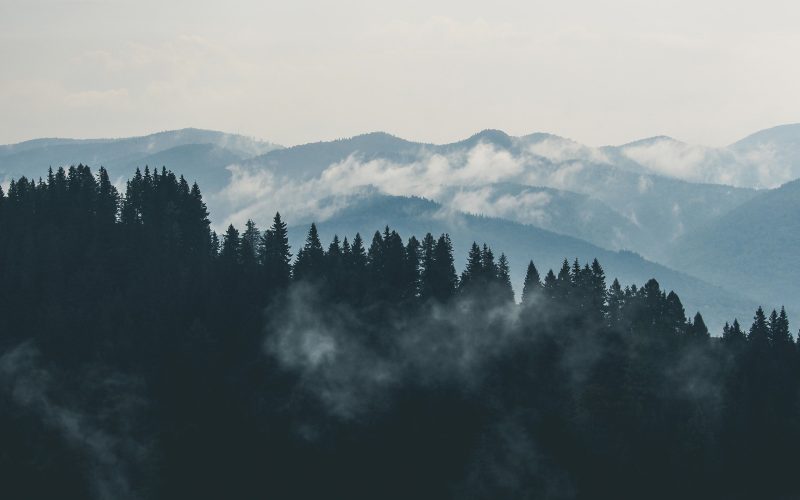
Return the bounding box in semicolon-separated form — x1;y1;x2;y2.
521;260;542;305
460;242;483;291
543;269;558;302
481;244;496;284
590;259;607;318
220;224;241;265
293;223;325;282
555;259;571;301
607;278;624;326
748;306;770;347
431;234;458;301
496;253;514;303
690;312;709;340
770;306;792;347
96;166;118;226
261;212;292;289
664;291;687;336
404;236;421;301
420;233;437;301
240;219;260;269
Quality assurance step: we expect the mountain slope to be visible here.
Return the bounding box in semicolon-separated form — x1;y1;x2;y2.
671;178;800;316
0;128;279;182
236;130;756;261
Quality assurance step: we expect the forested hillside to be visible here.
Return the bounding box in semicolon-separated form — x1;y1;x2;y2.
1;165;799;499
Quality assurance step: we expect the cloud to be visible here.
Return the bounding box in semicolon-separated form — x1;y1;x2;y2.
448;187;553;226
618;137;798;188
214;141;538;229
265;282;527;420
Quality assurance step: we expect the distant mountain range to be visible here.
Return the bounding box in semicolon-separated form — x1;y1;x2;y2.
4;124;800;330
0;128;279;185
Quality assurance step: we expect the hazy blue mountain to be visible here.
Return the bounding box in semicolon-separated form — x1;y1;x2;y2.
596;124;800;188
729;123;800;182
123;143;243;191
238;129;756;261
3;125;795;329
288;192;756;331
670;178;800;318
433;182;642;251
0;128;279;187
243;131;425;179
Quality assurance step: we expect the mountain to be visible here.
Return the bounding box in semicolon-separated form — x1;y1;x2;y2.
729;123;800;184
597;123;800;189
242;131;424;180
433;182;641;251
671;178;800;318
0;128;280;189
3;125;796;329
233;130;756;261
288;192;756;331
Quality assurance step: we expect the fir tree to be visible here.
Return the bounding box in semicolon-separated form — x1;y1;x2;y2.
748;306;770;347
220;224;241;265
460;242;483;291
261;212;292;289
690;312;709;340
293;223;325;282
240;219;260;269
496;253;514;303
521;260;542;305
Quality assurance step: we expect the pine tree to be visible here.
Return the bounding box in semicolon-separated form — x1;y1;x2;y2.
690;312;709;340
607;278;624;326
769;306;792;347
731;319;744;339
382;229;407;301
261;212;292;289
293;223;325;282
96;167;118;226
496;253;514;303
350;233;368;270
420;233;437;301
481;244;496;284
240;219;260;269
210;231;220;257
543;269;558;302
521;260;542;305
220;224;241;265
325;235;345;295
404;236;421;301
430;234;458;301
589;259;607;318
460;242;483;291
555;259;571;301
344;233;368;303
664;291;687;336
367;230;386;298
748;306;770;347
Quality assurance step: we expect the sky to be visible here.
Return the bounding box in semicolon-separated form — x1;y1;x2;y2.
1;0;799;147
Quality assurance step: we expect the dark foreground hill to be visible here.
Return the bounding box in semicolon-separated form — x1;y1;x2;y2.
1;165;799;500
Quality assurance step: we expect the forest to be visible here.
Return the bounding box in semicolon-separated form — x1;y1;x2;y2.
1;165;799;499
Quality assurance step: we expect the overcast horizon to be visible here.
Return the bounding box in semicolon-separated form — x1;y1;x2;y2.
3;0;800;148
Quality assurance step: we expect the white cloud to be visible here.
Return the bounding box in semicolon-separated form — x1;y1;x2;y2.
214;141;551;230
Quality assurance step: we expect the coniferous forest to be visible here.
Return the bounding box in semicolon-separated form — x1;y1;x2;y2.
3;165;800;500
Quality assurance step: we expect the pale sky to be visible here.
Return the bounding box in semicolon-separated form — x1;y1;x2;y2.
1;0;799;147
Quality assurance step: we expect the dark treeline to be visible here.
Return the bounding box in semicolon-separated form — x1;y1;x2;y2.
1;165;800;499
